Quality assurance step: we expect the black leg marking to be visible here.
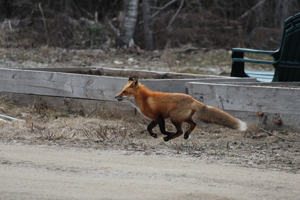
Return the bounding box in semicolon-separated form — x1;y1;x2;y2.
157;117;172;135
147;120;158;138
163;119;183;141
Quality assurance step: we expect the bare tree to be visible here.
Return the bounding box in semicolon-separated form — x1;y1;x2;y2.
118;0;139;48
142;0;153;50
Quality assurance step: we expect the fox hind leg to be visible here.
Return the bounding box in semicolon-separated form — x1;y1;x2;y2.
163;119;183;142
184;118;197;139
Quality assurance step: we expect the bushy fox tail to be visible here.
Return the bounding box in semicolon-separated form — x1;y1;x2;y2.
195;102;247;131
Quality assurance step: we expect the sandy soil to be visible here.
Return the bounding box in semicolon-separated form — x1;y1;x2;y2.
0;47;299;199
1;142;300;200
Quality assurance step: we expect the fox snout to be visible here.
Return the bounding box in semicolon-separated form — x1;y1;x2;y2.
115;95;123;101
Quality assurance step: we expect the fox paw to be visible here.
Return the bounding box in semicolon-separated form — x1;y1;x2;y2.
163;136;170;142
184;134;189;139
151;133;157;138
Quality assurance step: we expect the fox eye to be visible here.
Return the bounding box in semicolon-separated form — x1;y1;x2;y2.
123;91;127;94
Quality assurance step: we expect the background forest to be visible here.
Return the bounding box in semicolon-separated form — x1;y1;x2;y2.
0;0;299;50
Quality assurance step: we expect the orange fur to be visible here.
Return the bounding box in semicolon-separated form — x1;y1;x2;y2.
115;77;247;141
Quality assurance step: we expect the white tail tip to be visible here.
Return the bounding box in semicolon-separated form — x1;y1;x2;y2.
237;120;247;131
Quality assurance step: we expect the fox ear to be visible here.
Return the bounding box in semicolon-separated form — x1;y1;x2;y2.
130;78;139;88
128;77;134;81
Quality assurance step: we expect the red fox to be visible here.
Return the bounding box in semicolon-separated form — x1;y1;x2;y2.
115;77;247;141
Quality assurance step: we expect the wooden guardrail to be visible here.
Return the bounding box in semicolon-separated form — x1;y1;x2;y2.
187;81;300;130
0;67;255;118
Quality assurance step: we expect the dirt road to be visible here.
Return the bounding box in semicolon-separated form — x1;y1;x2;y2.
1;142;299;200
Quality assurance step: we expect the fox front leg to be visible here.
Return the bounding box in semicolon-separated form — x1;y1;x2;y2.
157;117;172;136
147;118;173;139
147;121;158;138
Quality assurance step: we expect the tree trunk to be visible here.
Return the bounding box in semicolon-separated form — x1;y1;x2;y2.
65;0;73;16
142;0;153;50
118;0;139;48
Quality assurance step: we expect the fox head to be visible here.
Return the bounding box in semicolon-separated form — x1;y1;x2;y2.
115;77;139;101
